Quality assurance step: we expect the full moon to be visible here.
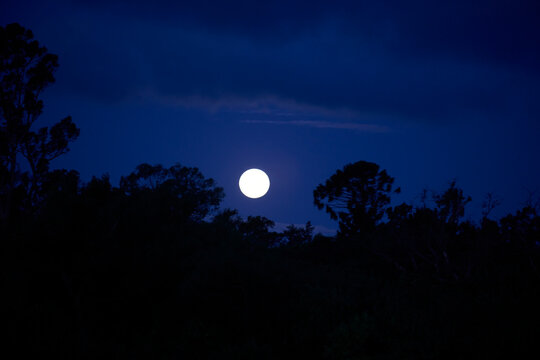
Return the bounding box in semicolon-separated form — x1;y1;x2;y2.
239;169;270;199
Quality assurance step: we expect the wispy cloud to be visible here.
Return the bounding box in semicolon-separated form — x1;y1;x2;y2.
242;119;390;132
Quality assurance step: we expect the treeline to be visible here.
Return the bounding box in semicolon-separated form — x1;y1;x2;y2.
2;23;540;359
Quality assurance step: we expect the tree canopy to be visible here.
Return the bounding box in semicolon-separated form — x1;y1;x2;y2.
120;163;224;222
0;23;78;224
314;160;400;237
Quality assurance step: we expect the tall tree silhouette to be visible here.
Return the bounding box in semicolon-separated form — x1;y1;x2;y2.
0;23;79;223
314;161;399;237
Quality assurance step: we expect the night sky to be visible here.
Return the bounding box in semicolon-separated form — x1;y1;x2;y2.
2;0;539;234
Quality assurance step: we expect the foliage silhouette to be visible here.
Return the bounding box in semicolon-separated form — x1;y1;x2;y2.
4;158;540;359
314;160;400;238
282;221;314;247
434;179;471;226
120;162;224;222
0;24;79;225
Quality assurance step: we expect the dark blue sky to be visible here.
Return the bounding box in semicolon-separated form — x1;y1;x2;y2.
2;0;540;233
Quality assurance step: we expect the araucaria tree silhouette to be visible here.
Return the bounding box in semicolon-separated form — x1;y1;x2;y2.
0;23;79;224
314;160;400;238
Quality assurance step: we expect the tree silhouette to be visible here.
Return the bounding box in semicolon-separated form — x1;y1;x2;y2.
314;161;400;237
239;215;277;246
500;205;540;249
481;192;501;220
120;163;224;222
434;180;471;226
282;221;314;246
0;23;79;223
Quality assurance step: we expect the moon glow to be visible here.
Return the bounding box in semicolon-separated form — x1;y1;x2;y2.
239;169;270;199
